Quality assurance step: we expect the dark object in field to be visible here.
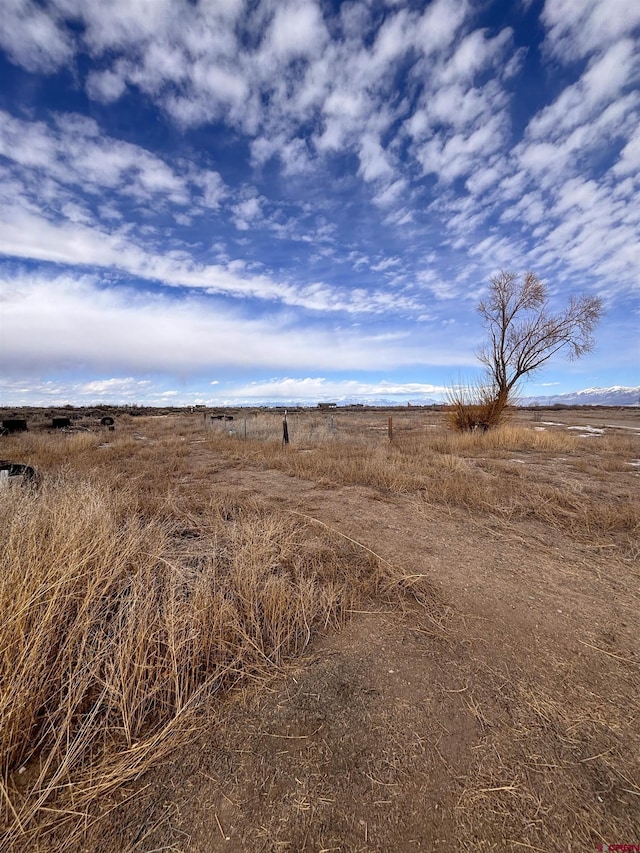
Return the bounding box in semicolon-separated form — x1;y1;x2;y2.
211;414;225;420
2;419;28;434
52;417;72;429
224;415;234;421
0;460;41;488
100;416;115;426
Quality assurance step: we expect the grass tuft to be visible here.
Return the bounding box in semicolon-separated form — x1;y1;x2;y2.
0;470;400;847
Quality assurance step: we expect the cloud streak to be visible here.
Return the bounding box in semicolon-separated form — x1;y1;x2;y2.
0;272;474;377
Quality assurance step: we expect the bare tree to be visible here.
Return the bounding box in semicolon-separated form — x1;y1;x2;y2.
477;270;603;409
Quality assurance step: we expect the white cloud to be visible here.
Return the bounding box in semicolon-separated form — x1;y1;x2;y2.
416;270;461;300
264;1;328;62
0;0;73;72
358;134;395;182
526;39;638;141
438;27;513;84
69;0;177;55
0;273;467;377
465;163;502;195
232;196;263;230
0;204;433;317
1;0;637;376
0;110;201;207
541;0;640;62
373;178;409;208
417;115;507;183
79;377;151;396
613;125;640;176
414;0;468;57
190;62;248;110
0;373;455;408
0;0;505;218
85;66;128;102
226;377;450;402
198;171;227;208
252;135;315;175
371;257;401;272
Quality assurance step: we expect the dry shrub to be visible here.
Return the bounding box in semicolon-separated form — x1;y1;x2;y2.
445;384;509;432
0;475;388;849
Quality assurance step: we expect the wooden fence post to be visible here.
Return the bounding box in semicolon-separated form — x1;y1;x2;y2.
388;416;393;441
282;411;289;446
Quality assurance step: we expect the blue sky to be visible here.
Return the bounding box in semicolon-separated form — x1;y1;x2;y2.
0;0;638;407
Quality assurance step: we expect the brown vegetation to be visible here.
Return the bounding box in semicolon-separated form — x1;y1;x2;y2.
1;408;638;850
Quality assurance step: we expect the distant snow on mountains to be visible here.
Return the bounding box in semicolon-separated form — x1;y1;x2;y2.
518;387;640;407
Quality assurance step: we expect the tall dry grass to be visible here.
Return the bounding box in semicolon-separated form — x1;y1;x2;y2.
1;424;422;849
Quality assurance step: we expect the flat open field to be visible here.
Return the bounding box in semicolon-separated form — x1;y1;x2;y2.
1;408;639;852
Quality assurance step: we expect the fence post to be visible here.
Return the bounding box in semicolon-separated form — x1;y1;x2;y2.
282;411;289;446
388;416;393;441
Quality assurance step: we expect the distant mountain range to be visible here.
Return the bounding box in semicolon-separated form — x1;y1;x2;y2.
518;386;640;407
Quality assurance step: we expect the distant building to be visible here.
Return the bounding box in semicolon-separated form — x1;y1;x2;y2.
317;402;338;410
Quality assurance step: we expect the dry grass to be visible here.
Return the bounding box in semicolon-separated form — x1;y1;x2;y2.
13;413;636;547
202;417;640;545
452;649;640;850
1;421;425;849
1;410;638;848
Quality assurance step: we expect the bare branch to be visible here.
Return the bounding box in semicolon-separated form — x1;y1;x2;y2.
476;270;603;403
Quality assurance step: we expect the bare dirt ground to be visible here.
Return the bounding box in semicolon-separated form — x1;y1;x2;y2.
61;411;640;853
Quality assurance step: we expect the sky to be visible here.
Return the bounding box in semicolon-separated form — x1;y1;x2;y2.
0;0;638;408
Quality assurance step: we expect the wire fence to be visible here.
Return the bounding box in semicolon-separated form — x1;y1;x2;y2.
204;409;444;446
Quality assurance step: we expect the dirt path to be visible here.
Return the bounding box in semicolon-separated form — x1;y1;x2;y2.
70;458;639;853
